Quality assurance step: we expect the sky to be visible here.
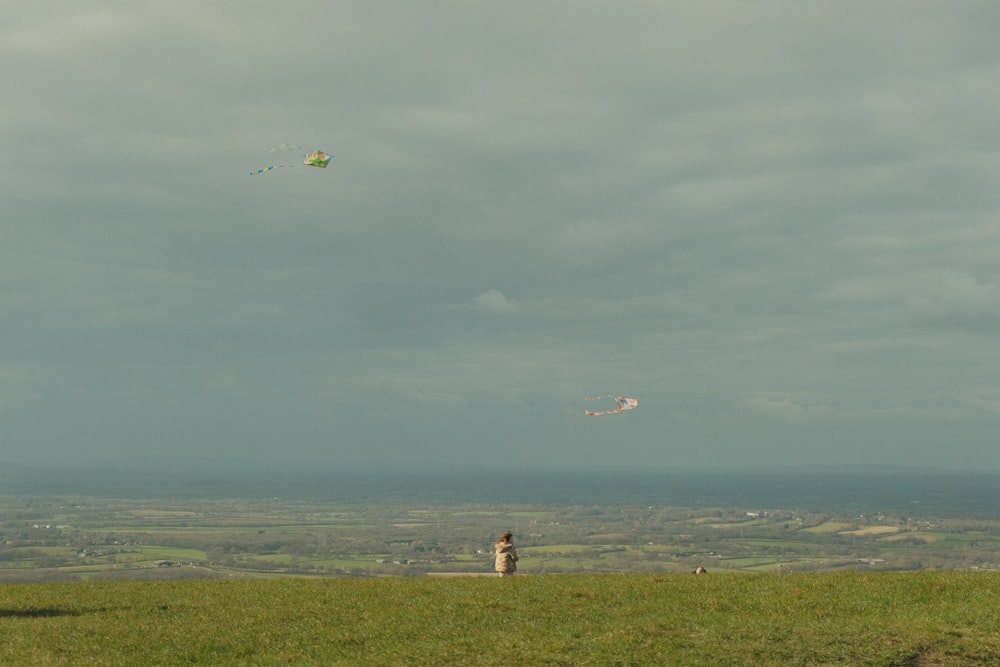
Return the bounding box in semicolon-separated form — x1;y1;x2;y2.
3;2;1000;474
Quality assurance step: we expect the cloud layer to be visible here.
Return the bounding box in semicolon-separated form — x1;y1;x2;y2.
3;3;1000;471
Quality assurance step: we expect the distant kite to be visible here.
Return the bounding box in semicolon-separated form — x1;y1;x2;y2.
303;149;332;168
249;145;332;175
584;394;638;416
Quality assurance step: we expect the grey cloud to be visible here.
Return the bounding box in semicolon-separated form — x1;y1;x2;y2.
3;2;1000;471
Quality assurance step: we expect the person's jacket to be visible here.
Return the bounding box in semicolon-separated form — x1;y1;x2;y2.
495;541;518;573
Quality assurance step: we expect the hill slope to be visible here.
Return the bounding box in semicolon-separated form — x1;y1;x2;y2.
2;571;999;665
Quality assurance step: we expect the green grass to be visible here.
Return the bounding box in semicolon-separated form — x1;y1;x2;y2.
2;571;999;665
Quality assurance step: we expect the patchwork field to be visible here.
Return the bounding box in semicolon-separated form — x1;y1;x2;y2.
3;492;1000;582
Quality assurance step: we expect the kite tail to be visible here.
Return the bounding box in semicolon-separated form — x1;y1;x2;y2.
585;409;624;416
249;164;298;175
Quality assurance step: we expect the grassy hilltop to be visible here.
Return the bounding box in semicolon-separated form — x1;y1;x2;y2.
3;571;999;666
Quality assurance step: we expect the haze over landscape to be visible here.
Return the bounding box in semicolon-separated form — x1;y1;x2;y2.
4;3;1000;477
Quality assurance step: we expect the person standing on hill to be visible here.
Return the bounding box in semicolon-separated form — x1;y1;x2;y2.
495;531;518;577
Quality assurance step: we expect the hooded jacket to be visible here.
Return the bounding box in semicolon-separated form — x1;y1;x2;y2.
494;540;518;573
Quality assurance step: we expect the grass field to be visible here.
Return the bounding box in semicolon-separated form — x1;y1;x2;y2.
2;571;999;665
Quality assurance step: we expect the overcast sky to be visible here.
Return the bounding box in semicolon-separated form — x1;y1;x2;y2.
4;2;1000;474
